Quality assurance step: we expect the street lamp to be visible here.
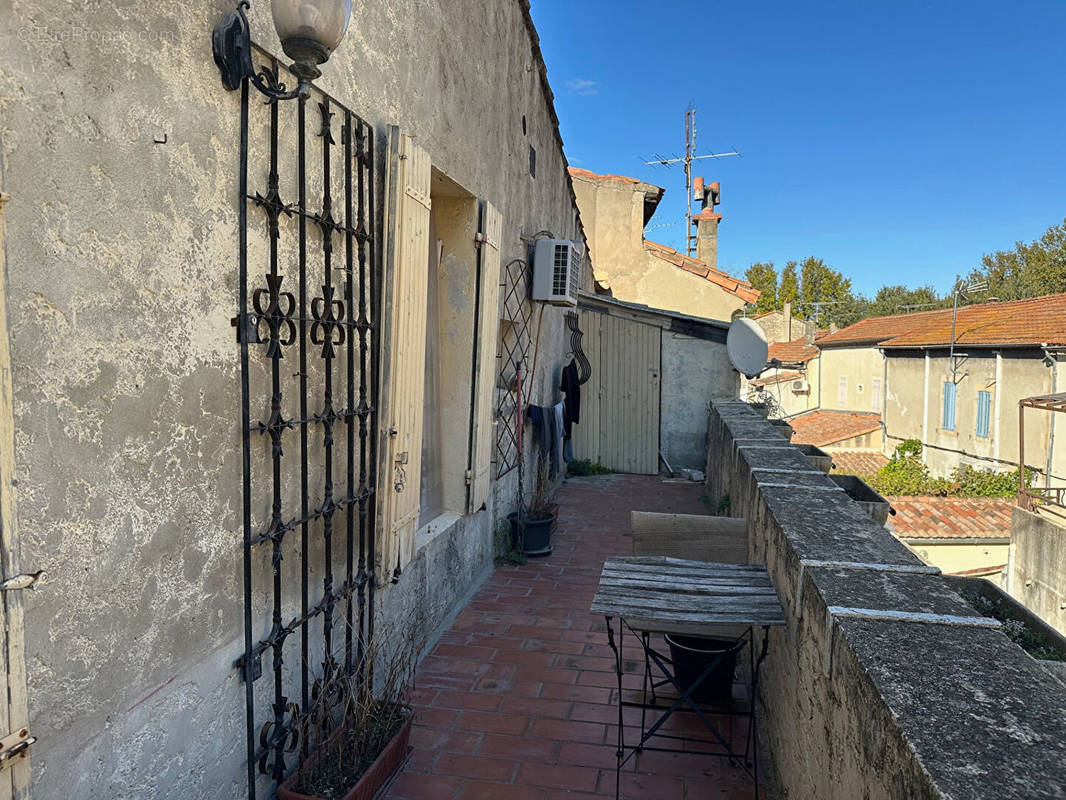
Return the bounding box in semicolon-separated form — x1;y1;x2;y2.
213;0;352;100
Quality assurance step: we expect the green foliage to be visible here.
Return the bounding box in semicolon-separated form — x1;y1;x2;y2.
779;262;799;306
493;518;527;566
962;591;1066;662
566;459;613;477
866;284;946;317
964;217;1066;302
861;440;1031;498
795;257;855;327
745;262;778;314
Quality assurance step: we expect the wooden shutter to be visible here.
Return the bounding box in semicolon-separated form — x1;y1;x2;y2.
468;202;502;512
379;131;431;578
942;381;957;431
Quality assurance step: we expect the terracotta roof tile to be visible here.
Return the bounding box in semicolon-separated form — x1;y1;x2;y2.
818;293;1066;349
886;497;1014;540
749;370;804;388
789;411;882;447
882;293;1066;348
768;335;820;364
642;240;760;304
830;451;889;476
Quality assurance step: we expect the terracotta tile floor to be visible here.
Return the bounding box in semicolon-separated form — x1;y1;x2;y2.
383;474;761;800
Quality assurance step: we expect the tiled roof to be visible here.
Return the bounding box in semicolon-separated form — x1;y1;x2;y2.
816;307;950;347
749;370;803;388
882;293;1066;348
642;241;760;304
830;450;889;476
886;497;1014;540
817;293;1066;349
567;166;659;188
789;411;882;447
769;335;821;364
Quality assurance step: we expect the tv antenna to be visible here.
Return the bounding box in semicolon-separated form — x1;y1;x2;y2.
643;104;739;256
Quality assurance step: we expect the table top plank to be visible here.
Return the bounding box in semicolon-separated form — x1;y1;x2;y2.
591;556;787;630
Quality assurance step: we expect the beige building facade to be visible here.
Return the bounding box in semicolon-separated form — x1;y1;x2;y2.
569;168;757;321
0;1;592;797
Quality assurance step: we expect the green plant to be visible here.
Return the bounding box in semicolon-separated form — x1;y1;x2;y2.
716;494;731;515
493;518;526;566
865;440;1033;498
961;591;1066;662
566;459;613;477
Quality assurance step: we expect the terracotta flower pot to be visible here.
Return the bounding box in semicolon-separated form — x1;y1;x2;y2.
277;712;413;800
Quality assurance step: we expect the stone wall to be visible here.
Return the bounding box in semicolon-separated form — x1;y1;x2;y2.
706;399;1066;799
0;0;582;796
1009;506;1066;637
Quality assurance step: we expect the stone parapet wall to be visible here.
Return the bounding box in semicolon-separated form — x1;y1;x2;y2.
706;400;1066;799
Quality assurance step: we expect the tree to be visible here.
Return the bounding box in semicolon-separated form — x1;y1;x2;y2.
795;257;854;327
779;262;799;307
866;284;944;318
745;262;778;314
965;218;1066;301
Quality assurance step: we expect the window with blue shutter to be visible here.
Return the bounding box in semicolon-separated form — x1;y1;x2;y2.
976;390;991;438
942;381;956;431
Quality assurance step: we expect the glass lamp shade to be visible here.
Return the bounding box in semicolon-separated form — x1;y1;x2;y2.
271;0;351;65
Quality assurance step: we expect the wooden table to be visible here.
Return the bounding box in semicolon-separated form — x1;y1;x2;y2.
590;557;786;800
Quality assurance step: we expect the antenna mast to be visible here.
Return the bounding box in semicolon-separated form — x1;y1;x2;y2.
644;105;739;256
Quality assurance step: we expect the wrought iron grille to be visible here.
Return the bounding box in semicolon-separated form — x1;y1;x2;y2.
232;50;378;799
494;258;534;479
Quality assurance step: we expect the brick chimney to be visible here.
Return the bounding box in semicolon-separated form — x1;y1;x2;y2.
805;318;816;344
692;179;722;269
783;301;792;340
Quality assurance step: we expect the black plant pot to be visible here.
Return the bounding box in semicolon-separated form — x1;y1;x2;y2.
508;509;555;557
664;634;745;705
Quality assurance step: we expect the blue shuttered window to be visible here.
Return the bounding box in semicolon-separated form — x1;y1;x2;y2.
976;390;991;438
942;382;956;431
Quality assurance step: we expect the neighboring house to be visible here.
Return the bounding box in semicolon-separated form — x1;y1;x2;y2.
750;301;805;344
888;497;1013;581
789;410;883;451
878;294;1066;482
747;330;822;418
569;167;758;321
0;2;596;797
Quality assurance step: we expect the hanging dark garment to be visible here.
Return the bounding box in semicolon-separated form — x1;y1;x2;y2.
527;404;552;455
560;358;582;437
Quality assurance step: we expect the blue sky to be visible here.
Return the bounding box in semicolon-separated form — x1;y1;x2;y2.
529;1;1066;297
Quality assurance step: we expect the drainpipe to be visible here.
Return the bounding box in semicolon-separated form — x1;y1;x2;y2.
880;349;888;441
1044;346;1057;489
993;351;1002;464
921;350;930;464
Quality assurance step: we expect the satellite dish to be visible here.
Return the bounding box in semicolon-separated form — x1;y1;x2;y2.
727;318;769;378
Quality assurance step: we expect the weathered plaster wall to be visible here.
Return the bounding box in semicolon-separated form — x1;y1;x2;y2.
901;540;1010;579
705;400;1066;799
884;350;1064;480
660;333;734;470
1009;507;1066;636
570;171;745;322
0;0;584;796
819;345;886;414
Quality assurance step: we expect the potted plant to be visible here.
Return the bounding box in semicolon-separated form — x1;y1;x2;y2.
277;631;419;800
508;457;556;557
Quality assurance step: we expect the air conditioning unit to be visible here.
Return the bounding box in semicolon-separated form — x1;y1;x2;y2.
791;378;810;394
532;238;582;306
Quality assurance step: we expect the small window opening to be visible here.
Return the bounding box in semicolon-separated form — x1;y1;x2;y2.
529;145;536;178
522;114;527;135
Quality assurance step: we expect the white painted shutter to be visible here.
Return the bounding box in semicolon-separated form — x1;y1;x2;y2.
380;132;431;578
469;202;502;512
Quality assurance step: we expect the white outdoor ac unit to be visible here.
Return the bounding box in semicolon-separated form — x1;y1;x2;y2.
532;238;582;306
791;378;810;394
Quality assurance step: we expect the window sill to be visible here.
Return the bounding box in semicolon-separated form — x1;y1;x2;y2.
415;513;462;554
